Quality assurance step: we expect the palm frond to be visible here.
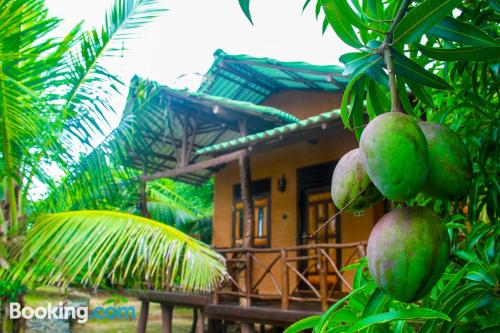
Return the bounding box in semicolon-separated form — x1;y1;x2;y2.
13;211;226;292
61;0;167;146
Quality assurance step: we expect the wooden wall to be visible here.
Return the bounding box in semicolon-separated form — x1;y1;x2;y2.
212;90;382;295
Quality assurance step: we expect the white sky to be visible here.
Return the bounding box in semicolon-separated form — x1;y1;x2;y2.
34;0;353;198
46;0;353;131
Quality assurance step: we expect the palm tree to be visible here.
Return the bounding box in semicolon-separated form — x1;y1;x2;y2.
0;0;226;317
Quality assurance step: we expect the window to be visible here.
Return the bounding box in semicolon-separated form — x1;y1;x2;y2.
232;179;271;247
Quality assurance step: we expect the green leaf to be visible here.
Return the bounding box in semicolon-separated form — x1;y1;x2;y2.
397;78;414;115
331;0;371;31
316;283;373;333
428;16;499;46
489;0;500;11
361;288;391;318
302;0;313;12
238;0;253;24
340;52;372;75
405;78;434;107
418;44;500;62
366;80;388;119
340;57;381;129
391;48;451;89
352;77;366;141
328;308;358;324
346;308;451;333
284;315;321;333
321;0;363;48
13;211;226;292
366;65;389;87
393;0;461;44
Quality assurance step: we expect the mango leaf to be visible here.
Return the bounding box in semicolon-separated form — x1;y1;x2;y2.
405;78;434;107
418;44;500;62
331;0;371;31
322;17;329;35
341;58;381;129
351;77;366;141
366;79;389;119
316;283;373;332
489;0;500;11
340;52;375;75
238;0;253;24
327;308;358;324
440;290;491;333
321;0;363;48
393;0;461;44
361;288;391;321
397;77;414;115
366;65;389;87
391;48;451;89
283;315;320;333
346;308;451;333
302;0;313;12
428;16;499;46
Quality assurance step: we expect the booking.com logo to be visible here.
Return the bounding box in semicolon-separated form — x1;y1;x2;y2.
9;302;136;323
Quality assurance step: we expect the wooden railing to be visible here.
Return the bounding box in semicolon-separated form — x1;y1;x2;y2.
214;242;366;311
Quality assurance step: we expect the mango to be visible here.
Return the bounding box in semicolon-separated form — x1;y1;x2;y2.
360;113;429;201
419;122;471;200
367;207;449;302
331;149;382;211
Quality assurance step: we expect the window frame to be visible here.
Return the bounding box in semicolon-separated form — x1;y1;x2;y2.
231;185;272;248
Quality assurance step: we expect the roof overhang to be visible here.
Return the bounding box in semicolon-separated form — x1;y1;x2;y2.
195;110;345;157
198;49;350;104
118;76;299;184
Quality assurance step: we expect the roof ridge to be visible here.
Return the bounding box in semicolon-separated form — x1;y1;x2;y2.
195;109;341;156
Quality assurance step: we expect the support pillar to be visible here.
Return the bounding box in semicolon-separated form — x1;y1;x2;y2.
196;308;205;333
237;118;255;333
160;304;173;333
136;301;149;333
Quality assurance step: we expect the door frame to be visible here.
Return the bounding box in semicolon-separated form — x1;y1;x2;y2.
296;161;341;247
296;161;343;288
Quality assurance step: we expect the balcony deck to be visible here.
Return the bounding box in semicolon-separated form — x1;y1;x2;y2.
134;242;366;332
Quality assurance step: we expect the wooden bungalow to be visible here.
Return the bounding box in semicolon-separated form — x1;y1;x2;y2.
121;50;386;332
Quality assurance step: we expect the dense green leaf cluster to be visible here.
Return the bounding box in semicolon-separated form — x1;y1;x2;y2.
237;0;499;331
0;0;225;303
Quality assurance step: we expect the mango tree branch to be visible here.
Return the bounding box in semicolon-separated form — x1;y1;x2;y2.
380;0;413;112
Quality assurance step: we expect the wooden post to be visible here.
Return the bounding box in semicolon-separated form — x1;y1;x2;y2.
136;300;149;333
238;119;255;248
196;309;205;333
161;304;173;333
245;251;252;305
237;117;255;333
190;309;198;333
280;249;289;310
318;248;328;311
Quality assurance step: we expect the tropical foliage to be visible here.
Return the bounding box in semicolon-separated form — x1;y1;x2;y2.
235;0;500;332
0;0;225;316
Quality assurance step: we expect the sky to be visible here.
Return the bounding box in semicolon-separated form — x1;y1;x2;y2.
45;0;354;130
33;0;353;198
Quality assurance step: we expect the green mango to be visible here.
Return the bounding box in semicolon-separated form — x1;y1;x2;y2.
367;207;449;302
331;148;382;211
419;122;472;200
360;112;429;201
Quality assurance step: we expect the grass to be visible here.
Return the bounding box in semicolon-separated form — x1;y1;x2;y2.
24;287;196;333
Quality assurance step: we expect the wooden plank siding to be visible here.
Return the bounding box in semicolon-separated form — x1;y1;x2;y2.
212;90;384;296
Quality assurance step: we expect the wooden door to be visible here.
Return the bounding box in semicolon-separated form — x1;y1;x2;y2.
300;187;342;289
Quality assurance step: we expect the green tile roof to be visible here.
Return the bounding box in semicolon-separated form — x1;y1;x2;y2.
198;49;350;104
123;76;299;126
116;76;300;185
196;109;341;156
